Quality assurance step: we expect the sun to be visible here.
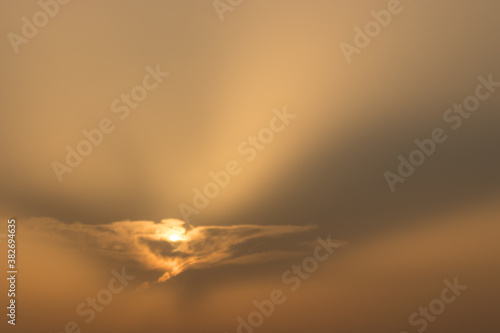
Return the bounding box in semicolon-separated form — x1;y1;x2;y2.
156;219;188;242
168;234;184;242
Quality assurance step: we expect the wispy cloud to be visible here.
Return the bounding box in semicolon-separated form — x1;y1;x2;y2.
27;219;318;283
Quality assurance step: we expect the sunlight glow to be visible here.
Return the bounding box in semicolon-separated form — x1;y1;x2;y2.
168;234;183;242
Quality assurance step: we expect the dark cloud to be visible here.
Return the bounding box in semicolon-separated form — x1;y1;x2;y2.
25;218;321;283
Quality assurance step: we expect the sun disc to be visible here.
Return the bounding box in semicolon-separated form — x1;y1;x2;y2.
169;234;183;242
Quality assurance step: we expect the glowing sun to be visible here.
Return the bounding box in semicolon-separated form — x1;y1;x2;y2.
168;234;184;242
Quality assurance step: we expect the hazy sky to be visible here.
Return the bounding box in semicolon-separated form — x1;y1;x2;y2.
1;0;499;332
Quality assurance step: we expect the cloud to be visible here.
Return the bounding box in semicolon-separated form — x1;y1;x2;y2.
27;218;317;283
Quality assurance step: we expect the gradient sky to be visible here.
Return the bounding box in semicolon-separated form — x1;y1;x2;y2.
1;0;500;332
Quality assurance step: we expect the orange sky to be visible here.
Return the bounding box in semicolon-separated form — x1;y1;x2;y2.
1;0;500;332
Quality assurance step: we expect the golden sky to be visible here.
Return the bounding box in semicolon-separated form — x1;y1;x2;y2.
1;0;500;332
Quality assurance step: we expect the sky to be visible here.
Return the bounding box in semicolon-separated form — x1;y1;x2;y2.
1;0;500;332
